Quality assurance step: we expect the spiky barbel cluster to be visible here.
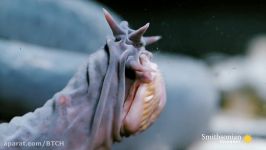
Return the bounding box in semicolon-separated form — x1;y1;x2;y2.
103;9;161;48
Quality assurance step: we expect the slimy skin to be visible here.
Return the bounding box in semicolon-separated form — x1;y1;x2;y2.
0;9;166;150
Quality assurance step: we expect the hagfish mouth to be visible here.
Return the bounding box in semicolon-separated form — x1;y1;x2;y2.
122;55;166;136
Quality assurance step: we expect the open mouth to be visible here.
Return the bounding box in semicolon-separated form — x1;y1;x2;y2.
121;54;166;136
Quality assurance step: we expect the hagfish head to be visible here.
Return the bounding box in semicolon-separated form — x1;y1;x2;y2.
103;9;166;137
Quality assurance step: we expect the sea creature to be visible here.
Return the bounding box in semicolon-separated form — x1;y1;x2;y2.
0;9;166;150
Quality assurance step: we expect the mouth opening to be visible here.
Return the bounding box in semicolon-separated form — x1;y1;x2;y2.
120;55;166;136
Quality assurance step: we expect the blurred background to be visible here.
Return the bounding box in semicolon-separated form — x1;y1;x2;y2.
0;0;266;149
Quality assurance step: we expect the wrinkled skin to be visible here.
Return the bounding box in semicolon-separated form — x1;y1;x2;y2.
0;10;166;150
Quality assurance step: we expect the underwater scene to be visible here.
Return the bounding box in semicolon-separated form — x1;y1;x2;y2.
0;0;266;149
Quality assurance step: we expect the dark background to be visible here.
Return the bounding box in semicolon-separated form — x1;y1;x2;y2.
97;0;266;57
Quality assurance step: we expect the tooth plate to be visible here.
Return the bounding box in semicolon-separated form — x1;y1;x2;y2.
139;76;159;131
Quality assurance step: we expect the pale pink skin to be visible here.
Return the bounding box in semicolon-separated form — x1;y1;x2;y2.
0;41;166;150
